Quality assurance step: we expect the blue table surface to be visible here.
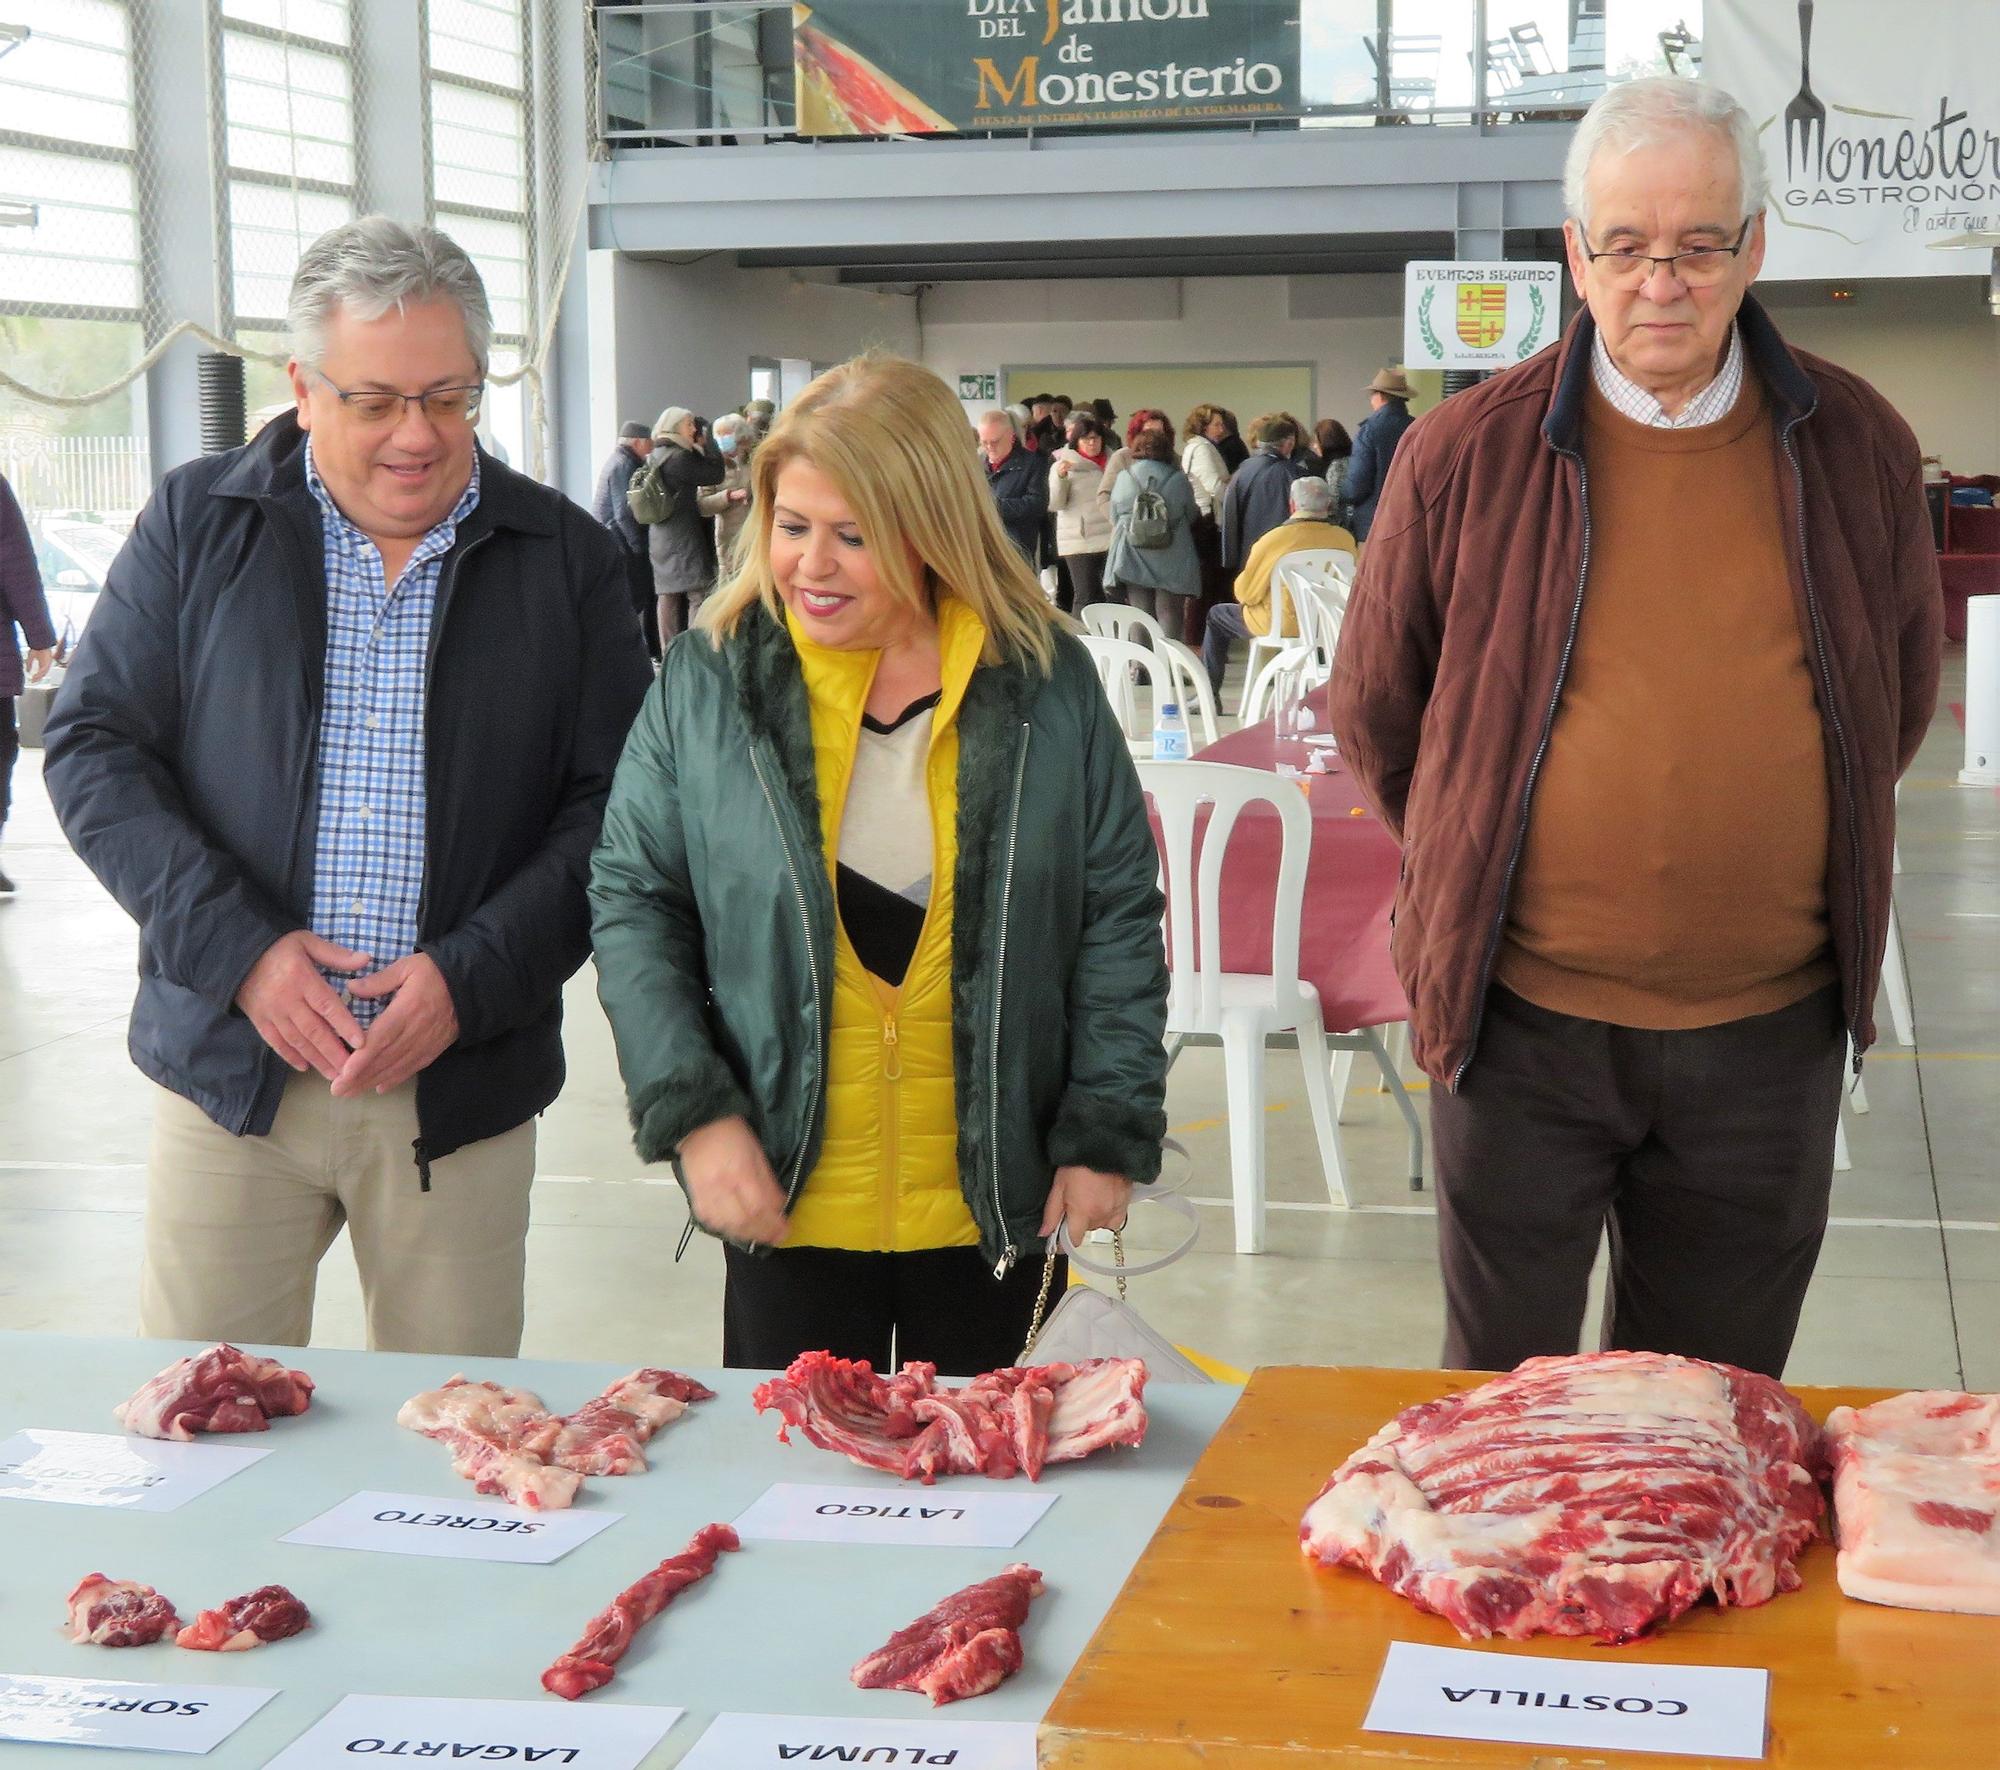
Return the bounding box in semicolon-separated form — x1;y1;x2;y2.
0;1333;1242;1765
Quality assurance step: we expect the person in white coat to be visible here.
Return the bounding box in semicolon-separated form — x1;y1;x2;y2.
1179;403;1235;645
1046;415;1114;612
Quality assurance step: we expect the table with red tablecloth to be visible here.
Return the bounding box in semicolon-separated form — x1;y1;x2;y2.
1167;690;1408;1036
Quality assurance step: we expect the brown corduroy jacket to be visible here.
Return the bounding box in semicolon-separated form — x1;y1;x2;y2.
1328;294;1943;1090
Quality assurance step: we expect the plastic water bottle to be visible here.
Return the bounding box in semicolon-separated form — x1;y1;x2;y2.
1153;701;1190;761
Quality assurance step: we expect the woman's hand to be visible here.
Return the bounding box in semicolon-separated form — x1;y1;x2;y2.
1039;1165;1133;1245
679;1116;790;1244
1055;461;1070;478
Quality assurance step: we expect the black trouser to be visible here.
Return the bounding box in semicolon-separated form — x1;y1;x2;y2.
624;551;659;660
722;1242;1064;1377
0;695;16;830
1431;983;1846;1380
1065;551;1106;613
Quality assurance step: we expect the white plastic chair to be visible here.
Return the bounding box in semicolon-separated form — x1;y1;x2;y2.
1240;643;1327;727
1274;547;1354;585
1079;634;1173;752
1240;570;1312;712
1140;761;1347;1252
1079;601;1172;653
1158;638;1221;749
1282;566;1350;668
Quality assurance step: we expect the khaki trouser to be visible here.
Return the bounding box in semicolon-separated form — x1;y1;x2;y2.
142;1071;536;1355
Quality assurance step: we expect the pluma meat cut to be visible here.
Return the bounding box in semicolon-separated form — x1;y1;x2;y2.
541;1523;739;1700
174;1585;310;1652
550;1368;719;1476
65;1575;180;1646
752;1352;1148;1483
1826;1389;2000;1614
115;1345;314;1440
1300;1352;1825;1644
852;1564;1044;1705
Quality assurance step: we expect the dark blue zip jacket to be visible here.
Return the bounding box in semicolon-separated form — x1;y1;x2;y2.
1344;399;1415;540
42;412;653;1167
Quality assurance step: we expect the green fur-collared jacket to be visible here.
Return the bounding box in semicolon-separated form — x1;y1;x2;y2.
587;601;1169;1274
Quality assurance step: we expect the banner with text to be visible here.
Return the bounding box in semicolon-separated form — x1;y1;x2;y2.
1403;263;1562;372
794;1;1300;136
1706;0;2000;278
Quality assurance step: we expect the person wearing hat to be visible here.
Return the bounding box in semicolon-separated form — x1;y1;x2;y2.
647;406;727;645
592;419;659;659
1344;369;1416;542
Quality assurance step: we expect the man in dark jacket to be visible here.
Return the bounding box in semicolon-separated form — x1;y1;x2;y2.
1342;369;1415;541
42;217;653;1356
1219;412;1304;568
591;418;657;658
0;470;58;894
1329;79;1941;1381
977;410;1050;563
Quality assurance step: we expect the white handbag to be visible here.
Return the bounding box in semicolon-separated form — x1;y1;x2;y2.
1017;1141;1208;1382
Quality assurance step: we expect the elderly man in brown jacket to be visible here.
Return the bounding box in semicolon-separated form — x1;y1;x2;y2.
1329;77;1941;1381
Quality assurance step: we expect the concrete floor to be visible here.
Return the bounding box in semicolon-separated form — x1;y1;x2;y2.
0;654;1992;1390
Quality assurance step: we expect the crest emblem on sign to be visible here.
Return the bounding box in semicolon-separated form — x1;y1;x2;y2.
1455;283;1508;349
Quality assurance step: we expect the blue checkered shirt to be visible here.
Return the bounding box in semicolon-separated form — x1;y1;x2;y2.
305;442;481;1024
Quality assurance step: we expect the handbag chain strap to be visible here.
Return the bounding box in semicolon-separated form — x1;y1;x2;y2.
1018;1226;1127;1363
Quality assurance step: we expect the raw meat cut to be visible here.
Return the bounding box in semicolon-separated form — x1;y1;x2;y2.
752;1352;1148;1484
1300;1351;1825;1645
1826;1389;2000;1614
115;1345;314;1441
399;1369;712;1501
550;1368;718;1476
174;1585;310;1652
852;1564;1044;1705
65;1574;179;1647
541;1523;739;1700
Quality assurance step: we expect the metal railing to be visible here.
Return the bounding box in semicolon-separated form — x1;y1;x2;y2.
592;2;1679;151
0;432;151;519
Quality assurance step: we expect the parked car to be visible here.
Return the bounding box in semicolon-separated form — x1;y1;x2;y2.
30;512;130;655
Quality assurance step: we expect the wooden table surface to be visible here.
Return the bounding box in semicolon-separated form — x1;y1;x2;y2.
1041;1366;2000;1768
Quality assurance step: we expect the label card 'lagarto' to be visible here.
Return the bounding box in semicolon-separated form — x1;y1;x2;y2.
0;1430;271;1513
679;1713;1037;1770
280;1490;621;1563
1363;1641;1770;1761
0;1672;279;1755
264;1695;684;1769
733;1482;1058;1549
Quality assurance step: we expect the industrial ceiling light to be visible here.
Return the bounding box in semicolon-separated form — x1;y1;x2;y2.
0;200;37;229
0;24;29;61
1928;228;2000;318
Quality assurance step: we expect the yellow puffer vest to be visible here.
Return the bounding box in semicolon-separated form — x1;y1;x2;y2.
781;599;986;1252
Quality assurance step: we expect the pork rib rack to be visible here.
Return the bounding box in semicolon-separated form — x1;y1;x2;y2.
752;1352;1147;1484
852;1564;1044;1705
1826;1389;2000;1614
1300;1352;1826;1644
115;1345;314;1441
541;1522;739;1700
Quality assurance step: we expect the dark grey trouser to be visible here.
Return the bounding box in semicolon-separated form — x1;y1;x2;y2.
0;695;15;830
1431;982;1846;1379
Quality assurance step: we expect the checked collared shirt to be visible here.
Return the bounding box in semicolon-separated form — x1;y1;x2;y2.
1592;323;1744;429
304;441;480;1025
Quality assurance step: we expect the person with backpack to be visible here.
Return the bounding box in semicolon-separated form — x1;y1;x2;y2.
1105;427;1200;632
639;406;726;644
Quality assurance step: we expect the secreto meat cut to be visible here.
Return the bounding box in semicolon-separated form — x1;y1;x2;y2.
851;1564;1044;1705
1826;1388;2000;1614
115;1345;314;1440
541;1522;739;1700
65;1574;180;1647
751;1352;1148;1483
397;1368;715;1507
174;1585;311;1652
1300;1351;1826;1644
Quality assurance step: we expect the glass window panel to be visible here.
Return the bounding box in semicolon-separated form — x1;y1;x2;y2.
427;0;524;88
223;33;355;185
435;210;527;341
0;148;139;311
429;83;527;214
229;180;352;324
0;0;134;151
221;0;351;49
479;345;527;470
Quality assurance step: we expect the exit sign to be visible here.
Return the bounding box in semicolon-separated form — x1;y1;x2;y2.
957;373;996;402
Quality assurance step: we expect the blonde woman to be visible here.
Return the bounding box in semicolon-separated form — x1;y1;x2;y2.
589;355;1168;1372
